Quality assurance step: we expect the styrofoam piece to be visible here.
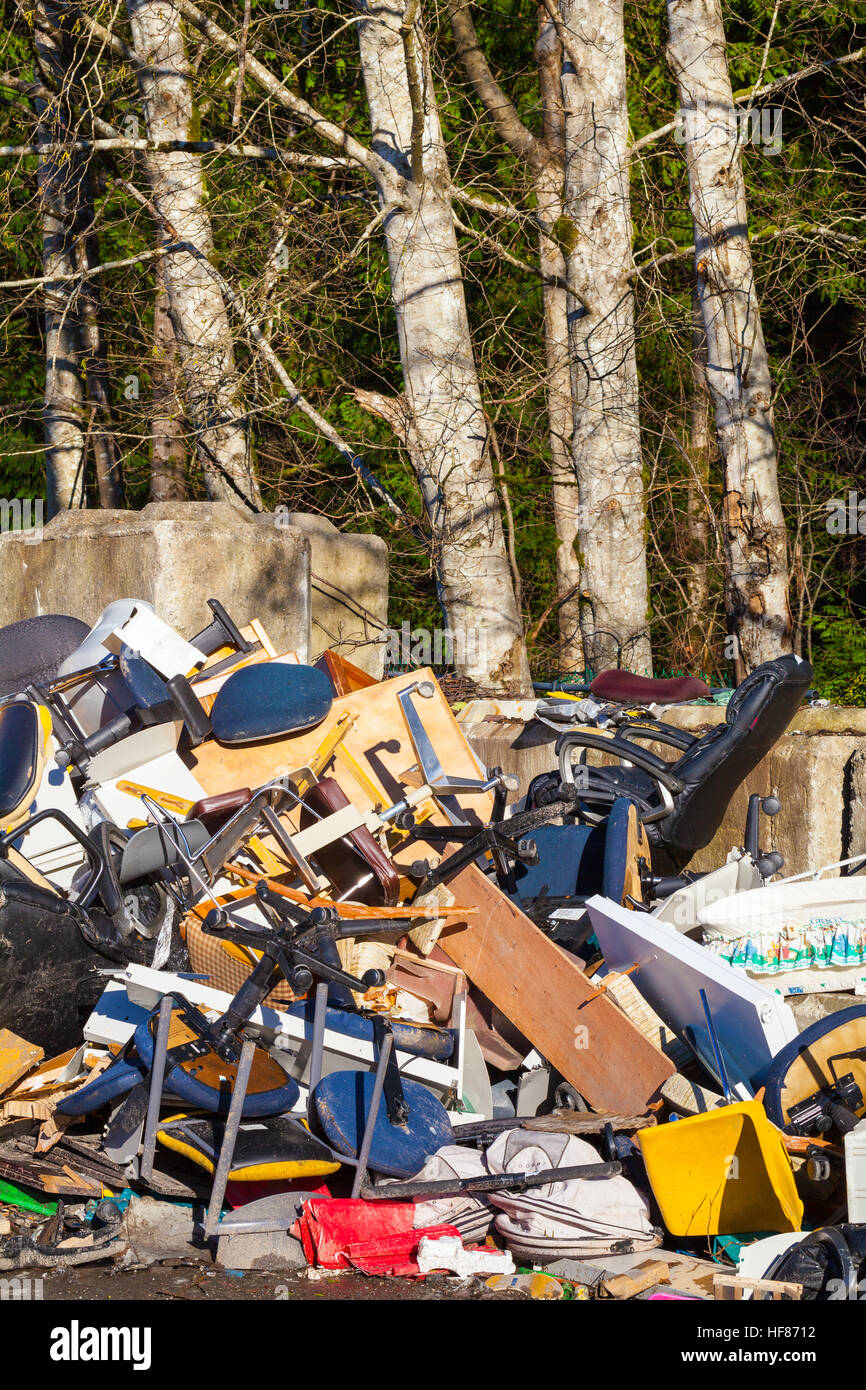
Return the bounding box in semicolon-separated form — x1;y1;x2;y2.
417;1235;513;1277
86;721;184;785
58;600;154;677
56;600;153;737
653;852;763;934
91;751;207;828
103;605;206;679
12;745;90;891
586;894;798;1093
737;1231;808;1295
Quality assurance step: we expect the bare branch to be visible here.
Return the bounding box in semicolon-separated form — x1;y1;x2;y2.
173;0;390;183
401;0;426;182
0;244;181;291
631;40;866;156
0;136;352;168
112;177;422;534
445;0;544;171
231;0;251;130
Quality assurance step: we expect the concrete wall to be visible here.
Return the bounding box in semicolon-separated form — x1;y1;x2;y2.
0;503;312;659
0;505;391;674
459;700;866;877
267;512;389;678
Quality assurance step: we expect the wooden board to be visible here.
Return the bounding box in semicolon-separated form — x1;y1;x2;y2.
315;649;378;697
188;668;493;831
438;865;675;1113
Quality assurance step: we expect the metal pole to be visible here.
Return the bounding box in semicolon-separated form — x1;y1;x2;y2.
308;982;329;1095
350;1032;393;1200
204;1039;256;1237
139;994;173;1183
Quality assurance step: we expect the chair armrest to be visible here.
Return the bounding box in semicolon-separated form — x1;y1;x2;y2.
614;721;697;753
555;729;685;794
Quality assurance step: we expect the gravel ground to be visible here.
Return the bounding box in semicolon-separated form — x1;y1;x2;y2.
35;1260;522;1301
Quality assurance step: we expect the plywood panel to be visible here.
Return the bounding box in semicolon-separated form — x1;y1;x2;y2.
188;669;493;829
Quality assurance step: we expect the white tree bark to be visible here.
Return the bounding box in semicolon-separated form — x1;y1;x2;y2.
34;2;86;515
357;1;533;693
667;0;792;671
560;0;652;675
126;0;261;510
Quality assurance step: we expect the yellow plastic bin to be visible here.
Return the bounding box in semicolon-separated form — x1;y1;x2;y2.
637;1101;803;1237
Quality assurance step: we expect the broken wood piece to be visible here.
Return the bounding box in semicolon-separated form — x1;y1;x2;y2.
407;883;456;956
35;1112;80;1154
713;1273;803;1301
524;1111;657;1136
603;1260;670;1299
0;1031;44;1098
315;648;378;697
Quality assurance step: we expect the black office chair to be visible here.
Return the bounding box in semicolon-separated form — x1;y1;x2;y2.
541;653;812;875
0;613;90;699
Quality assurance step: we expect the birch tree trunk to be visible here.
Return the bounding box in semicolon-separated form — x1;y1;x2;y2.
34;2;86;515
150;266;187;500
667;0;792;671
357;1;532;693
559;0;651;676
535;13;582;672
126;0;261;510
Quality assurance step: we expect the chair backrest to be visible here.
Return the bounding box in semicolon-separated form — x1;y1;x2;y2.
651;654;813;869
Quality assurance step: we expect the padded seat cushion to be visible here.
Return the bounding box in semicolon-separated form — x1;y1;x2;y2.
590;670;710;704
0;614;90;698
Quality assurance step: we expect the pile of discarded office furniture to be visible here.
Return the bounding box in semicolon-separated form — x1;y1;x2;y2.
1;598;865;1299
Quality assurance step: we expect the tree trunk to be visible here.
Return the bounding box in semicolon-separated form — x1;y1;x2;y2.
150;264;187;501
34;2;86;515
684;287;712;671
75;176;122;508
446;0;581;675
667;0;792;672
125;0;261;510
357;1;532;693
560;0;652;676
535;13;582;673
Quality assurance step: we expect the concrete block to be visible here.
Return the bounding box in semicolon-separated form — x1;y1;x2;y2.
0;502;312;660
257;511;388;677
216;1228;307;1274
461;700;866;878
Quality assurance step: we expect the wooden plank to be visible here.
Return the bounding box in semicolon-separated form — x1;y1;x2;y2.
523;1111;657;1136
188;668;493;828
713;1273;803;1302
438;864;675;1113
315;649;378;696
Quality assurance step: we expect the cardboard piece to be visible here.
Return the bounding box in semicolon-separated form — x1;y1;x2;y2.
438;866;675;1112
